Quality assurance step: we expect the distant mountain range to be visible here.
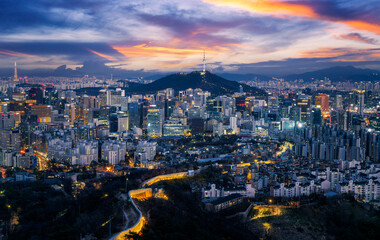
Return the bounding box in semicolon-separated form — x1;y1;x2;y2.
2;61;380;83
217;66;380;82
0;61;162;79
284;66;380;82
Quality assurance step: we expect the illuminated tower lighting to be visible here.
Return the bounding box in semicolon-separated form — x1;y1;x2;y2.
14;62;18;82
201;50;206;82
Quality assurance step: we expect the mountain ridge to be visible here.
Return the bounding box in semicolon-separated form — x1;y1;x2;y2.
124;71;267;96
284;66;380;82
3;62;380;83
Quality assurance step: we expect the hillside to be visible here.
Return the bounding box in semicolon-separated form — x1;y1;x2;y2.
248;197;380;240
125;71;267;96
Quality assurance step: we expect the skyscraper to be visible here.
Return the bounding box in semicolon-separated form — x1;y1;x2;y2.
311;108;322;125
315;94;329;112
296;94;310;122
358;90;365;116
147;106;163;137
13;62;18;82
335;95;343;110
268;96;278;113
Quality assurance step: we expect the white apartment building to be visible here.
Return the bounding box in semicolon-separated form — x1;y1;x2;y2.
134;141;157;165
202;183;255;199
271;181;322;198
101;140;126;165
338;179;380;201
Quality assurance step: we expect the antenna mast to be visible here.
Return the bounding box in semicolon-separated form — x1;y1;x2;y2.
202;50;206;73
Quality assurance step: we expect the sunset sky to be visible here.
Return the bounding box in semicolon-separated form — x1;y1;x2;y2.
1;0;380;75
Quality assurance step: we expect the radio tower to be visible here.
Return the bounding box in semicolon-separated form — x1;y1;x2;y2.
201;50;206;82
203;49;206;73
13;62;18;82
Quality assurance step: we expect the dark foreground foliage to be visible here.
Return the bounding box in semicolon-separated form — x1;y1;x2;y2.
136;180;257;240
0;177;126;240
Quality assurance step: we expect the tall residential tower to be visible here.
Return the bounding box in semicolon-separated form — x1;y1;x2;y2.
13;62;18;82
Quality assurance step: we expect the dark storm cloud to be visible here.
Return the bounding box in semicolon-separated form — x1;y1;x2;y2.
0;42;122;62
336;33;377;44
304;0;359;20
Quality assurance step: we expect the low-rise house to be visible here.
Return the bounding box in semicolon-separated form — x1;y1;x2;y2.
204;193;244;212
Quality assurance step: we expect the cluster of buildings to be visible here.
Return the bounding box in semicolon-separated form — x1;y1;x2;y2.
1;61;380;204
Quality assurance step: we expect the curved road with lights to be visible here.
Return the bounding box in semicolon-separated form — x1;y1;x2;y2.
110;172;187;240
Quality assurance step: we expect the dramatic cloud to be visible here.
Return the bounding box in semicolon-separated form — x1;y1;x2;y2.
0;49;34;57
336;33;377;44
204;0;380;34
1;0;380;74
299;47;380;61
88;49;119;61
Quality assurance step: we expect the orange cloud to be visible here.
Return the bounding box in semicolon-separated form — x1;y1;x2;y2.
342;20;380;35
205;0;317;18
0;49;33;57
112;44;224;58
299;48;351;58
88;49;118;61
299;47;380;61
204;0;380;34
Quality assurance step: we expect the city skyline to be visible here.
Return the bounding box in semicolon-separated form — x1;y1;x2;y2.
2;2;380;239
1;0;380;75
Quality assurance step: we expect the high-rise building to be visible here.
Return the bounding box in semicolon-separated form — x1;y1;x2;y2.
118;112;129;132
0;129;20;151
358;90;365;116
296;95;310;122
163;122;185;136
110;88;125;106
268;96;278;113
335;95;343;110
99;89;110;107
28;87;44;104
128;102;141;128
311;108;322;125
315;94;329;112
109;113;118;133
147;106;163;136
82;95;98;109
13;62;18;82
29;105;52;123
101;140;126;165
235;96;246;112
134;141;157;167
230;116;238;133
0;113;16;129
65;103;75;126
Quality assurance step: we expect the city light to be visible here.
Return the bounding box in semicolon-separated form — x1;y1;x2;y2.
1;1;380;239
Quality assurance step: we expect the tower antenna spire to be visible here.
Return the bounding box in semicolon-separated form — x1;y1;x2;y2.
203;49;206;73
